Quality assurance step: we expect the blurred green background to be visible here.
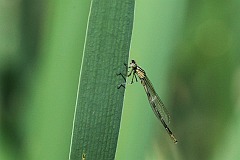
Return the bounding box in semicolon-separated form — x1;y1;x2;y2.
1;0;240;160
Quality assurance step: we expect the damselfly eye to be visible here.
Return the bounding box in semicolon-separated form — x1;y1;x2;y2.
130;60;137;68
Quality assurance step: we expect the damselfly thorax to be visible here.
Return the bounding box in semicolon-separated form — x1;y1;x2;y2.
135;67;146;79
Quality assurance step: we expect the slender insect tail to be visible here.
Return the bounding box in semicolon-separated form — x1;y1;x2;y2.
160;118;178;144
170;134;178;144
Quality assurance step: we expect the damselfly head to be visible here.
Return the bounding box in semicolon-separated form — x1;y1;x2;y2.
130;60;137;68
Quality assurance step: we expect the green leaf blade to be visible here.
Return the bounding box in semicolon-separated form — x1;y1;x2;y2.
69;0;135;159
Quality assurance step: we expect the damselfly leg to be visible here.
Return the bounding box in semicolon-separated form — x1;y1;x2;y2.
117;63;128;89
129;71;138;84
117;63;139;88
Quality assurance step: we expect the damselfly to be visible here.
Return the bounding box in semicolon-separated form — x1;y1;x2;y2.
117;60;178;144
